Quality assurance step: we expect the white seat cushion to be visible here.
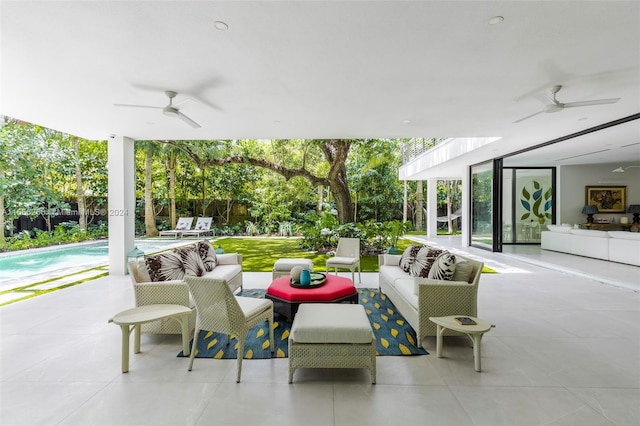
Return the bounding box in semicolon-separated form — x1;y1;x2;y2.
327;256;358;265
394;278;418;309
236;296;272;319
291;304;373;344
273;258;314;271
202;264;241;281
380;265;413;285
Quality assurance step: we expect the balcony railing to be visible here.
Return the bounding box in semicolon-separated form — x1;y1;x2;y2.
401;137;450;164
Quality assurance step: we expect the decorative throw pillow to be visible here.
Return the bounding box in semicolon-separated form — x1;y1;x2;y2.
399;245;424;273
175;245;206;278
145;251;186;282
196;239;217;271
451;260;474;283
427;251;457;280
400;245;444;277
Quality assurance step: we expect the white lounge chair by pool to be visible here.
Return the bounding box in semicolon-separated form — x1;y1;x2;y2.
159;217;194;239
182;217;214;238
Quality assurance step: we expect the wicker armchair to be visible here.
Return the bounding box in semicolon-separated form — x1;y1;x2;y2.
185;277;274;382
127;260;195;335
126;251;243;336
326;237;362;283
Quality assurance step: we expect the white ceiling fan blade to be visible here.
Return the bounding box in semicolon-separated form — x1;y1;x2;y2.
535;93;555;105
563;98;621;108
513;110;544;123
114;103;162;109
177;112;201;128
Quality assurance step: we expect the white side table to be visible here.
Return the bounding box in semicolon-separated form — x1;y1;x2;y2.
109;304;192;373
429;315;495;372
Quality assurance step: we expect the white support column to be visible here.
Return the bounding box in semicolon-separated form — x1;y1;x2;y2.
461;171;470;247
426;177;438;238
108;135;136;275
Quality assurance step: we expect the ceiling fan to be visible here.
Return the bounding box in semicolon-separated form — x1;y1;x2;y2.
114;91;201;128
513;85;620;123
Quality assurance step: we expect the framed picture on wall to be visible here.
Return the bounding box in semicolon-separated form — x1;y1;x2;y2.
585;186;627;213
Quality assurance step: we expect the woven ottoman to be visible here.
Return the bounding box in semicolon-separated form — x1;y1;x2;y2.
288;303;376;384
272;258;314;279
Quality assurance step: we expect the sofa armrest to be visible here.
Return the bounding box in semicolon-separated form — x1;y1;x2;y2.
217;253;242;266
133;280;191;307
378;254;402;268
415;278;479;318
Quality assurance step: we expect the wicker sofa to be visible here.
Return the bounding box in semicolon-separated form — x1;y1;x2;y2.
378;252;484;347
127;245;243;335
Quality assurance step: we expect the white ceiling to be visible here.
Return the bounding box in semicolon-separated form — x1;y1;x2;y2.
1;1;639;170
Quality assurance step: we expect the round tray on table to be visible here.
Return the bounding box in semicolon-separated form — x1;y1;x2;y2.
290;272;327;288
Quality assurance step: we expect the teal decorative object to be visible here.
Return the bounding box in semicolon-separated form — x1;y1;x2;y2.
125;246;144;275
300;269;311;285
215;245;225;254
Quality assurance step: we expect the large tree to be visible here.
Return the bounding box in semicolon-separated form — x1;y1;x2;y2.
165;139;356;224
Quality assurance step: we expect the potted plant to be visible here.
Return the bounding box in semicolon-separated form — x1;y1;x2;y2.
387;220;411;254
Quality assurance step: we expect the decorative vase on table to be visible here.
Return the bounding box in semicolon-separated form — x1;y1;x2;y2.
387;245;400;255
300;269;311;286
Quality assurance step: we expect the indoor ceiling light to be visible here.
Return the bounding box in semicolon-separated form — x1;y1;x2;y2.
612;165;640;172
488;16;504;25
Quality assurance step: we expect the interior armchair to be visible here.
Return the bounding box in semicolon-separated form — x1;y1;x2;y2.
326;237;362;283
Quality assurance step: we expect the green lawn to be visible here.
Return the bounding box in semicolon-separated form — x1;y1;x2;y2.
212;237;495;273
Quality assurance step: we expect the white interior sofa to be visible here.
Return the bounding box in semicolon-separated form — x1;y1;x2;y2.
541;225;640;266
127;242;243;334
378;252;484;347
608;231;640;266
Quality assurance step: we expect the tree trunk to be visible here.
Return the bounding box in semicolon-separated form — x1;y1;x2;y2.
320;140;353;224
166;152;177;229
415;180;423;231
73;137;87;232
144;144;159;236
446;181;453;234
403;180;408;222
317;184;323;212
329;169;353;224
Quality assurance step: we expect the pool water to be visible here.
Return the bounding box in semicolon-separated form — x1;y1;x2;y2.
0;240;186;282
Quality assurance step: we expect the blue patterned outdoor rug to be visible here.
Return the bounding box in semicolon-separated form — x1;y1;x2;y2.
177;288;427;359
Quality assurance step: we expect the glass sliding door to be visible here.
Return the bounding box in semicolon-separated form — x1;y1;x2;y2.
503;167;555;244
470;161;495;250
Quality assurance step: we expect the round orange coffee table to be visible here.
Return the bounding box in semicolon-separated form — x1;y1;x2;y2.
265;274;358;321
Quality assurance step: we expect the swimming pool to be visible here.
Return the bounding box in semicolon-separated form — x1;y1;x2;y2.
0;240;190;283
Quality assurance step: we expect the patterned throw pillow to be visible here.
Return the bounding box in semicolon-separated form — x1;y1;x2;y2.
175;245;206;278
427;251;457;280
399;245;424;273
145;251;186;282
196;239;218;272
399;245;444;277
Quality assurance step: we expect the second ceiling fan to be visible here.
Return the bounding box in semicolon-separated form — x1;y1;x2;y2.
513;85;620;123
114;91;201;128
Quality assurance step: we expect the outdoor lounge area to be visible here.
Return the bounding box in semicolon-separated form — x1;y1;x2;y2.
1;237;638;425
